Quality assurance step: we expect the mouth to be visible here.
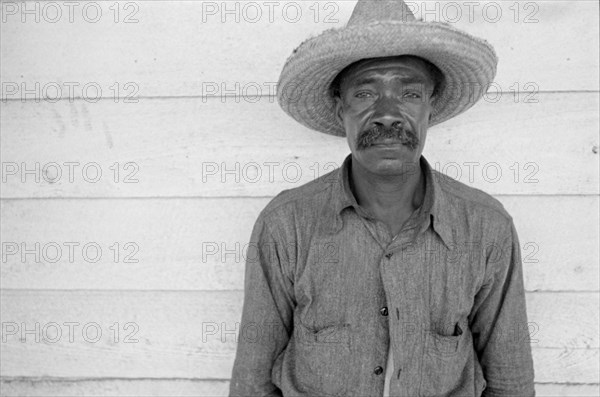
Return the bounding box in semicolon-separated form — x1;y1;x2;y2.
371;139;404;146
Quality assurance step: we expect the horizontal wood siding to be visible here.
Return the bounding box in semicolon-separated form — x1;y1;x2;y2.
1;0;598;395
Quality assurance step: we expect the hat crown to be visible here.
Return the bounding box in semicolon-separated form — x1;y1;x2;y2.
347;0;416;26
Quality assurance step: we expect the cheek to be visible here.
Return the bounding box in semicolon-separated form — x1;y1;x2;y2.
410;104;434;125
340;106;365;130
341;96;373;118
343;122;360;148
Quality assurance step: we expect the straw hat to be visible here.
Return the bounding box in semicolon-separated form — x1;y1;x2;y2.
277;0;498;136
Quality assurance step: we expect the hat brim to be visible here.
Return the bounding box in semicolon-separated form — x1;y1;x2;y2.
277;21;498;136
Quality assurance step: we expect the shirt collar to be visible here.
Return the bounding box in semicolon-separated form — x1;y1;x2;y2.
328;153;453;248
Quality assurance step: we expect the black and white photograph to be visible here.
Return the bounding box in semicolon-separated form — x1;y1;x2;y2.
1;0;598;396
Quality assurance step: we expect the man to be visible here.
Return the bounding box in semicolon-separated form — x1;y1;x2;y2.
230;0;535;396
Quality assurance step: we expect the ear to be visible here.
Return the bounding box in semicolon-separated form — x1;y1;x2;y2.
334;96;345;127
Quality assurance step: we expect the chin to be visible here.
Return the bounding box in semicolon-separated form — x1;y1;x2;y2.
364;158;405;175
362;153;420;177
373;162;406;176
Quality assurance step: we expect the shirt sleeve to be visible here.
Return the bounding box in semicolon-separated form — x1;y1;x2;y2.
469;218;536;397
229;214;295;396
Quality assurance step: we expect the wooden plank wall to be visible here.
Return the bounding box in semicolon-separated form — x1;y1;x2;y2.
1;0;599;395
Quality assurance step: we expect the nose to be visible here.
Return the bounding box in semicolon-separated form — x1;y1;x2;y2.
370;95;405;129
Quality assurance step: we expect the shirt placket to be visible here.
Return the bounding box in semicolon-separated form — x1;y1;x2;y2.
353;207;428;396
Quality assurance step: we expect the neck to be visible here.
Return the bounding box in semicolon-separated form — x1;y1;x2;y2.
350;156;425;215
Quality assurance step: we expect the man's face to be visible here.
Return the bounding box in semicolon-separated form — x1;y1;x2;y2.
334;56;437;176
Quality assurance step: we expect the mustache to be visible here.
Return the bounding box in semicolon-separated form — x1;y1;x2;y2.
356;123;420;151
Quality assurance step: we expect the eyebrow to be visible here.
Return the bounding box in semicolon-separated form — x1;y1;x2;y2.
351;77;377;87
350;76;430;88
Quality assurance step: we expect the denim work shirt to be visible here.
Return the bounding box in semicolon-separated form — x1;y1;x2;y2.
229;154;535;397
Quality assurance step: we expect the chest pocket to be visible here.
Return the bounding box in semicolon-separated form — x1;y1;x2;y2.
292;321;353;396
420;317;473;396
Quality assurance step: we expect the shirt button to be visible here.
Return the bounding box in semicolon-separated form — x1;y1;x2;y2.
380;307;388;316
374;366;384;375
385;253;393;259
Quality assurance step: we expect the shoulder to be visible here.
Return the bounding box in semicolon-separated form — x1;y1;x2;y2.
257;166;340;224
432;169;514;231
432;171;520;272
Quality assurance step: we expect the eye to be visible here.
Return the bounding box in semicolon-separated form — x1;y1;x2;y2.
403;91;422;99
354;91;374;98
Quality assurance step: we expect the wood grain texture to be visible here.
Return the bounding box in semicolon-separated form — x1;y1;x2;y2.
1;0;598;393
1;196;598;292
1;1;598;99
0;290;598;382
1;379;598;397
1;93;598;198
535;383;600;397
0;379;231;397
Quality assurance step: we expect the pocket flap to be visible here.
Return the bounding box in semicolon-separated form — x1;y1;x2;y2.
296;322;351;345
427;320;466;356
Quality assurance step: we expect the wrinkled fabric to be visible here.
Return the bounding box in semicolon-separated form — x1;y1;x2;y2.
229;154;535;397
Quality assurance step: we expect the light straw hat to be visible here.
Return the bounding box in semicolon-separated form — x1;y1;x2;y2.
277;0;498;136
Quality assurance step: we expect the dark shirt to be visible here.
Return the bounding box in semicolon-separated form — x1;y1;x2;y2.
229;154;535;397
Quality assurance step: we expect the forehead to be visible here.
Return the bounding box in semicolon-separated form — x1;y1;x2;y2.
340;56;435;87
